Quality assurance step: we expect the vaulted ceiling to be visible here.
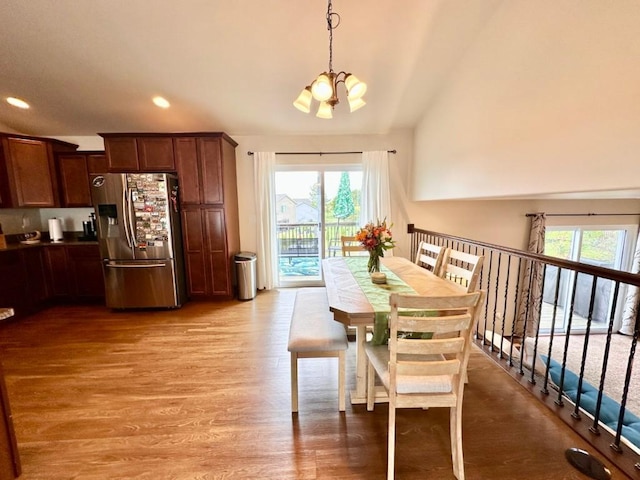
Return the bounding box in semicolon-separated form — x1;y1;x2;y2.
0;0;502;137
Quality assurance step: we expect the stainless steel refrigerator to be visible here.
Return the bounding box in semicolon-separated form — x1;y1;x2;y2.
90;173;187;308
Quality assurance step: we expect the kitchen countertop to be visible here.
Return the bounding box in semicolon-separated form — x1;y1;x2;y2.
0;235;98;252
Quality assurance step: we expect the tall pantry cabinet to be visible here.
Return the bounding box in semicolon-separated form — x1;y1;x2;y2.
174;134;240;299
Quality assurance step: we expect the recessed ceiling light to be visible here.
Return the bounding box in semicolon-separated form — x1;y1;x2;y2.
7;97;30;109
152;96;170;109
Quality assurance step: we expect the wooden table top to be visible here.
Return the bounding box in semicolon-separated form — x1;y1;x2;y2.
322;256;464;326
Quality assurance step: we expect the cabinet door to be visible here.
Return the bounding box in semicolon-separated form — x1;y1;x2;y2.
0;251;28;317
5;138;58;207
57;154;92;207
66;245;104;300
138;137;175;172
181;207;208;296
44;247;70;298
105;137;139;172
87;154;108;174
22;248;48;307
174;138;201;204
199;138;223;204
204;207;231;295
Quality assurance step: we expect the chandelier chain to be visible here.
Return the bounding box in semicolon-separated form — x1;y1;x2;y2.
326;0;340;73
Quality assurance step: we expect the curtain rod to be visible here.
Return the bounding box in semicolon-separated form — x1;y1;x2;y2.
526;212;640;217
247;149;396;156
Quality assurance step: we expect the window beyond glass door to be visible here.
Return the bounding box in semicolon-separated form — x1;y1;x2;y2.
542;227;631;333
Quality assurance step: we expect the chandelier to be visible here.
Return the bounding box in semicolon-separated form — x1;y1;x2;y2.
293;0;367;119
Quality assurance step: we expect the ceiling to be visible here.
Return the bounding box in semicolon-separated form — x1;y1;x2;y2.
0;0;502;137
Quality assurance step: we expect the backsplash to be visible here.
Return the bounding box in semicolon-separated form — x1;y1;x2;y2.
0;208;94;234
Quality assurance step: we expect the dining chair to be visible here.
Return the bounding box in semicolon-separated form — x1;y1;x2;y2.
341;235;366;256
439;249;484;292
365;290;485;480
414;241;445;274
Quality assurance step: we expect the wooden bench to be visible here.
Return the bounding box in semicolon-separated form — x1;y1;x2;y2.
287;287;348;412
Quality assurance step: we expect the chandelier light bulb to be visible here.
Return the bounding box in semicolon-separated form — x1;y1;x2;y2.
293;87;312;113
316;101;333;119
311;73;334;102
345;74;367;100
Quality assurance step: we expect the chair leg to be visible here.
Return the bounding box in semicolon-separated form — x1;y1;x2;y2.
366;359;375;411
338;351;346;412
387;398;396;480
450;403;465;480
290;352;298;413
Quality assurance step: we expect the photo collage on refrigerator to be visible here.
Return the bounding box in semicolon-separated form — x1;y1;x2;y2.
128;174;169;250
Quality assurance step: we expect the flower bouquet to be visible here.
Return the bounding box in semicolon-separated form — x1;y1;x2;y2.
355;218;395;273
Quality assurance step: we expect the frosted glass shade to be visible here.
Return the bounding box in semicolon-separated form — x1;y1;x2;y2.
316;101;333;119
348;96;366;112
293;87;312;113
311;73;333;101
345;74;367;100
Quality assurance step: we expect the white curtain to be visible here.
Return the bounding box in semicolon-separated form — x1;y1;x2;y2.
253;152;279;290
360;151;393;254
620;229;640;335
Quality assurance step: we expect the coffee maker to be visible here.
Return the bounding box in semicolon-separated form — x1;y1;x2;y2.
81;213;97;240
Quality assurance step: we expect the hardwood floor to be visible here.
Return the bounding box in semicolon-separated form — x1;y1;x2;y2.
0;290;628;479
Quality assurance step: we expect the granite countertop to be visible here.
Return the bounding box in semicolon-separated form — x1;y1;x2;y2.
0;232;98;251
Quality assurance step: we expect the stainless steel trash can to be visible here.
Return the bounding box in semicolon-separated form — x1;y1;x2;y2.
235;252;257;300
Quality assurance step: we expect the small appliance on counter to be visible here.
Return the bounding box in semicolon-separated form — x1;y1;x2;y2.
48;218;64;242
20;230;41;245
80;213;97;241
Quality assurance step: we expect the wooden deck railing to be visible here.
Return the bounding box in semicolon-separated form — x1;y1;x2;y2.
409;225;640;477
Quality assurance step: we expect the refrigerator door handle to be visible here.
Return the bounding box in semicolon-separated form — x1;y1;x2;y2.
122;177;135;249
105;263;166;269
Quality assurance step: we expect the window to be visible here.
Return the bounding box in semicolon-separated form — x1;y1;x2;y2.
542;225;637;333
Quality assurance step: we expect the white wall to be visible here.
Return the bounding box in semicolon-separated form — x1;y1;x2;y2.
411;0;640;201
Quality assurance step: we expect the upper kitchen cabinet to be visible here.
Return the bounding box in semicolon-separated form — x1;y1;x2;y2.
101;134;175;172
174;133;238;205
56;151;106;207
0;133;78;208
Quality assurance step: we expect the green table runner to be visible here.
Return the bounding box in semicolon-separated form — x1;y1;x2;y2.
344;257;419;345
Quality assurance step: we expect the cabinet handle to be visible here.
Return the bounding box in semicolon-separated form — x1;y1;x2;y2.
105;263;165;269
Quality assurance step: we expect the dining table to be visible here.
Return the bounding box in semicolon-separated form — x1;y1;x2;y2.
322;255;465;404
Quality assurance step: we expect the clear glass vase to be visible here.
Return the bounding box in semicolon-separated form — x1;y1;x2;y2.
368;251;380;273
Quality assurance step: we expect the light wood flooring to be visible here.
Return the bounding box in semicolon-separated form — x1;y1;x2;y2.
0;289;628;479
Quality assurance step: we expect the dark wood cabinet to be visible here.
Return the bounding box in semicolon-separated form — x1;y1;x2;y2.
22;248;48;307
101;134;175;172
44;244;104;301
87;153;108;174
56;151;106;207
57;154;91;207
44;246;70;299
138;137;175;171
66;245;104;300
175;133;239;299
0;251;27;316
182;206;233;297
0;134;77;208
0;248;47;318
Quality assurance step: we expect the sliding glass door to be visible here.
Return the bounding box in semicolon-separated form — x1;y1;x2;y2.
275;166;362;287
542;226;635;333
